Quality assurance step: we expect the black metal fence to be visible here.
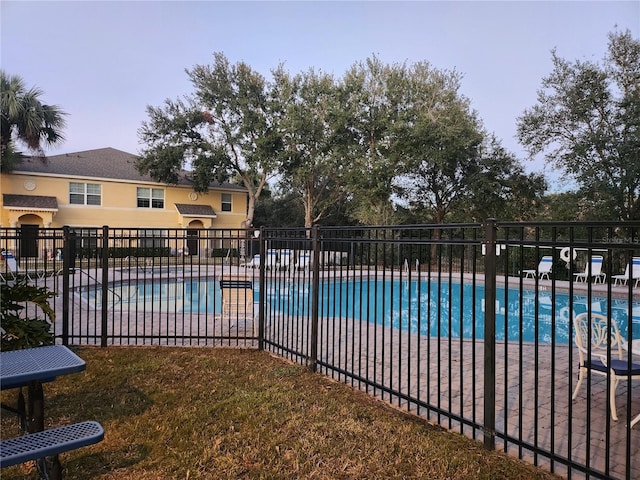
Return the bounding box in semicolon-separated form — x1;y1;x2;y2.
1;221;639;479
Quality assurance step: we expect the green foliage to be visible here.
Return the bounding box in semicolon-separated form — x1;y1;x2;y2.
136;99;226;187
0;141;26;172
253;190;306;227
539;191;616;221
517;29;640;221
139;53;545;227
138;52;282;227
0;71;66;171
386;64;544;224
0;279;56;351
449;136;548;222
209;248;238;258
73;246;171;259
397;87;484;223
275;67;347;227
338;56;410;225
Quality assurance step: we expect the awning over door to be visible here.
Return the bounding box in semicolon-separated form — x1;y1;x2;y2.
174;203;217;228
2;194;58;226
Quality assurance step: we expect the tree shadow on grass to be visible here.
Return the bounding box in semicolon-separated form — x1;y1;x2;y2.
0;444;151;480
47;381;152;424
66;443;151;479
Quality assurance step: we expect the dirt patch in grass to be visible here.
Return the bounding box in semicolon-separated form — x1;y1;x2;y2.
1;347;562;479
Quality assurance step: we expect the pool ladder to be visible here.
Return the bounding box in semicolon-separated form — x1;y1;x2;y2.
403;259;420;274
59;269;122;309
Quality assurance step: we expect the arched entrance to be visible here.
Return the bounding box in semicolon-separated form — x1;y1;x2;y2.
17;214;44;259
17;214;44;227
186;220;204;256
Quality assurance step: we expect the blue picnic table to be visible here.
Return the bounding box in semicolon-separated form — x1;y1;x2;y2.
0;345;103;477
0;345;86;390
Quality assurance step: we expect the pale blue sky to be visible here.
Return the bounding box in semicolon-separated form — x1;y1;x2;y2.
2;1;639;189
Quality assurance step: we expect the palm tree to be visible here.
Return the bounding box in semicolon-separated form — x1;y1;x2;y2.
1;71;66;171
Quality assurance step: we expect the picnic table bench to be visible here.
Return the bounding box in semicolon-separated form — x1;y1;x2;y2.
0;345;104;477
0;421;104;468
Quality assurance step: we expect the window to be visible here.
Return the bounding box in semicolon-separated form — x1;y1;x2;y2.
221;193;232;212
70;182;101;205
139;229;166;249
69;228;99;251
137;187;164;209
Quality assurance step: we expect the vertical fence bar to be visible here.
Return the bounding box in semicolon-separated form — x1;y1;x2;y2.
100;225;109;347
309;225;320;373
483;218;497;450
61;226;71;345
258;227;265;350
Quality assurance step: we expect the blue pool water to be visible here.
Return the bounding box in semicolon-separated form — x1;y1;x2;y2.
95;278;639;345
266;279;638;344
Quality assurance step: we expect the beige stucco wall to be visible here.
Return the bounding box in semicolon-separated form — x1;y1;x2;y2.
0;172;248;229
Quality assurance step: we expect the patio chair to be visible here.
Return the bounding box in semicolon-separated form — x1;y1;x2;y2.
612;257;640;287
523;255;553;280
265;250;279;270
279;249;292;271
297;251;311;271
572;312;640;422
574;255;606;283
0;252;46;282
219;279;257;334
240;254;260;269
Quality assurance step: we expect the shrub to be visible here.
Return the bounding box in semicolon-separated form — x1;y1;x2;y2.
210;248;238;258
0;279;56;351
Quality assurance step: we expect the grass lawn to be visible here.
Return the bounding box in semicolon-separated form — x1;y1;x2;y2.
1;347;562;479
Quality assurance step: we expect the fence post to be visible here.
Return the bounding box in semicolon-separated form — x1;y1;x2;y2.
61;226;70;346
309;224;320;373
101;226;109;347
483;218;497;450
258;227;265;351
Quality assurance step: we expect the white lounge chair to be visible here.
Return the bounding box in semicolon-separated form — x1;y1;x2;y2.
265;250;279;270
612;257;640;287
219;279;258;334
297;251;311;271
523;255;553;280
574;255;606;283
279;249;292;271
572;312;640;422
240;254;260;269
0;252;46;282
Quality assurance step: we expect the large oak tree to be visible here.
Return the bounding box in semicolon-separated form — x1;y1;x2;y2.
336;57;407;225
275;67;346;228
137;53;283;227
517;30;640;221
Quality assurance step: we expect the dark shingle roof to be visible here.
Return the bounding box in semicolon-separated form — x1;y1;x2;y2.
175;204;217;217
14;148;245;191
3;194;58;210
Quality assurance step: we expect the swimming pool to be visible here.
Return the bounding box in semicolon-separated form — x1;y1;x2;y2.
322;279;637;344
84;278;639;344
